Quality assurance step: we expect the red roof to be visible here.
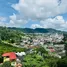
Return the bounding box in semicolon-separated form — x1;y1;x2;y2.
10;52;16;60
2;53;10;56
2;52;16;60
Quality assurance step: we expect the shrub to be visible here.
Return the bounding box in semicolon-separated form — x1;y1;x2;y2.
2;61;12;67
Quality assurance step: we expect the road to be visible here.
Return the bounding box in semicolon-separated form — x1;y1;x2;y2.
2;41;24;48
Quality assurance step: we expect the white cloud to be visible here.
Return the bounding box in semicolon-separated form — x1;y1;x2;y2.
0;14;27;27
31;16;67;31
31;24;42;29
9;14;27;27
0;17;7;22
12;0;67;20
10;0;67;31
1;0;67;31
0;17;7;27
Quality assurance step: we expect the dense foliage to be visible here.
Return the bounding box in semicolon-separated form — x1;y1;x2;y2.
22;53;67;67
8;27;61;33
2;61;12;67
21;46;67;67
0;61;13;67
0;27;24;43
0;42;26;54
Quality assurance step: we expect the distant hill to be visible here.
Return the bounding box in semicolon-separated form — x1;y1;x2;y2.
8;27;64;34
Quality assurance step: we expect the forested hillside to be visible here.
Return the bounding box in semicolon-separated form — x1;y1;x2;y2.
0;27;24;43
8;27;62;33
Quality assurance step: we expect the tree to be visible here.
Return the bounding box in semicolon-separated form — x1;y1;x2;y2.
2;61;12;67
0;54;3;63
35;47;48;56
23;54;49;67
9;39;15;43
57;57;67;67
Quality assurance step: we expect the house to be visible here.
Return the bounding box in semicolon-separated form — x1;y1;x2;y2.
2;52;16;66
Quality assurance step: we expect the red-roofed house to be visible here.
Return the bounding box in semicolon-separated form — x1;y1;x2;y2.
2;52;16;66
2;52;16;61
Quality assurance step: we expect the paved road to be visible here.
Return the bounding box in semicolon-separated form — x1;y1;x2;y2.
2;41;24;48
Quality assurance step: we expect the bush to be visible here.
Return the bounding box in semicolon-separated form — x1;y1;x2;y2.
2;61;12;67
57;57;67;67
0;65;2;67
0;55;3;63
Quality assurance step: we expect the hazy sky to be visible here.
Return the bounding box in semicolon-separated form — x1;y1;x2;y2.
0;0;67;31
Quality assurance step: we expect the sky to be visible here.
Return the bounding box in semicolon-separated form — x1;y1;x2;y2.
0;0;67;31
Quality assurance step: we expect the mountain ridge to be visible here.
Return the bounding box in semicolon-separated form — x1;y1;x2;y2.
8;27;66;34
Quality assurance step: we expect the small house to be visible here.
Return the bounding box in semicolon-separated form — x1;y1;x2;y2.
2;52;16;66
